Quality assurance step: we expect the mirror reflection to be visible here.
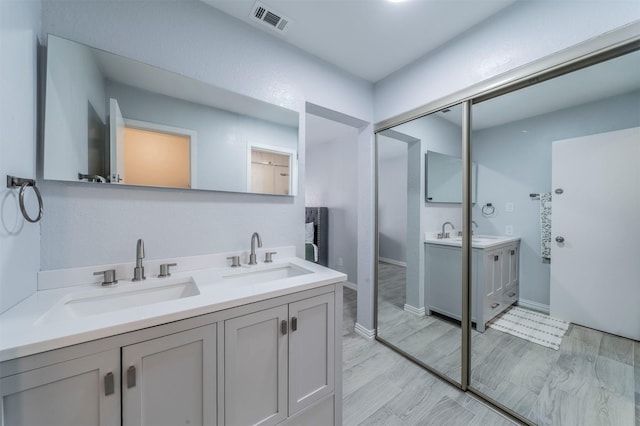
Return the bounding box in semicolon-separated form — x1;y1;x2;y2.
469;49;640;424
376;49;640;420
377;103;464;384
43;35;299;195
425;150;477;203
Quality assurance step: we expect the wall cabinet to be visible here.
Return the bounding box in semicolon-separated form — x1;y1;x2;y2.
0;286;340;426
425;241;519;332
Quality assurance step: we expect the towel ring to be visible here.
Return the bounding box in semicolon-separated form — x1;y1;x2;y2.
6;175;44;223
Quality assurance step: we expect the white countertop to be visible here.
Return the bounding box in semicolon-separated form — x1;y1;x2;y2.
424;234;520;249
0;256;346;363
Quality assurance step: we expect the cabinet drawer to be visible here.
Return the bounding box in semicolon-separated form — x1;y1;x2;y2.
483;294;503;322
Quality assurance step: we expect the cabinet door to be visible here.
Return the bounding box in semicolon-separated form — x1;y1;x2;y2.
0;349;120;426
122;324;217;426
288;293;335;415
484;250;503;321
504;244;519;289
225;305;288;426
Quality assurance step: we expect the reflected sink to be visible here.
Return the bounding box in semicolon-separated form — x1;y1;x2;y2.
450;235;499;243
37;277;199;323
222;264;312;285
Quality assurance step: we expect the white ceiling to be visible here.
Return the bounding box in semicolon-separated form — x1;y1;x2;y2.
201;0;516;82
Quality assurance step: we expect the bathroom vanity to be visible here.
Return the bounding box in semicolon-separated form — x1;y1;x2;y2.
424;236;520;332
0;247;345;426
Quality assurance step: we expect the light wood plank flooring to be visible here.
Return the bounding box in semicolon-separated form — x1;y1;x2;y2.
342;287;516;425
374;261;640;426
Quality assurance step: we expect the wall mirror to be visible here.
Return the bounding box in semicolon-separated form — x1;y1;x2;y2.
425;150;477;203
43;34;299;196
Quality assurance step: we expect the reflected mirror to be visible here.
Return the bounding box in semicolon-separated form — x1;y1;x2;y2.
43;35;299;195
469;49;640;423
426;150;477;203
376;103;464;384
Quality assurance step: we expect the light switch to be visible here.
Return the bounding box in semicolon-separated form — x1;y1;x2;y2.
505;225;513;235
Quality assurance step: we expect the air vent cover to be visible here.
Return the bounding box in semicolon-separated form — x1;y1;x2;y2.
250;1;291;34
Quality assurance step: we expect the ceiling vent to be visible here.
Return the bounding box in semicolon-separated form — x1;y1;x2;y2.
250;1;291;34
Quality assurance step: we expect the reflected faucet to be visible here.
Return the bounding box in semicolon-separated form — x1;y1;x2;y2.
472;221;478;235
439;222;454;239
249;232;263;265
133;238;146;281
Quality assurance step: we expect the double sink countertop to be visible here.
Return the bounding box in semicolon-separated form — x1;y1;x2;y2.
0;246;346;363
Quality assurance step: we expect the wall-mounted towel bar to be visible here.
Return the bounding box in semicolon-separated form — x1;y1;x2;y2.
6;175;43;223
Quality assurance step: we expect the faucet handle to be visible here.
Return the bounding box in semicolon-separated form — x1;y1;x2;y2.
227;256;241;268
158;263;177;278
264;251;277;263
94;269;118;286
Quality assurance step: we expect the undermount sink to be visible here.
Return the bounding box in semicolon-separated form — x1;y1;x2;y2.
222;264;312;285
37;277;199;323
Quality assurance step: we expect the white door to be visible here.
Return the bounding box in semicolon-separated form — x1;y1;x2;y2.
551;127;640;340
109;98;125;184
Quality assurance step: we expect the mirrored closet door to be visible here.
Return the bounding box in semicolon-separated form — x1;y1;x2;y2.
469;48;640;425
375;35;639;426
376;103;464;385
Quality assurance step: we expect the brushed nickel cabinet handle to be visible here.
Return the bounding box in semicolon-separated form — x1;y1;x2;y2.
104;372;115;396
491;303;500;309
127;366;136;388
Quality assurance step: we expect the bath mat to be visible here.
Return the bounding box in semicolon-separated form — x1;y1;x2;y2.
487;306;569;350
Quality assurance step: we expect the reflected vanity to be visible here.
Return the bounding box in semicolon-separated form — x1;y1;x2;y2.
43;35;299;196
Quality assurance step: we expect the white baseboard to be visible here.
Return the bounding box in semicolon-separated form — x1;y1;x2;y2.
517;298;550;314
378;257;407;267
342;281;357;291
354;322;375;339
403;304;426;316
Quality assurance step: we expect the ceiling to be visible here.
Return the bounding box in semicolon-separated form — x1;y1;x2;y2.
201;0;516;83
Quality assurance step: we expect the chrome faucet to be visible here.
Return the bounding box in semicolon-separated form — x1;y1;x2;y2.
133;238;146;281
472;220;478;235
249;232;263;265
439;222;454;239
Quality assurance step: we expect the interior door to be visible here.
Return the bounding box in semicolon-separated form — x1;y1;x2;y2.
109;98;125;184
550;126;640;340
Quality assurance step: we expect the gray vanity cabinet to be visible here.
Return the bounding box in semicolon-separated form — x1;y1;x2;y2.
0;284;341;426
425;240;520;332
122;324;217;426
0;348;120;426
224;293;335;426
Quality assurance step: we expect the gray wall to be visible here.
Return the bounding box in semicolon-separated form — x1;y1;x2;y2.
374;0;640;122
107;82;297;193
472;90;640;307
0;0;41;314
377;139;407;264
306;129;359;284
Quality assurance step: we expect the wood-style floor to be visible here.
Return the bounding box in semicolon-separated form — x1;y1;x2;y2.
342;286;517;425
373;262;640;426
